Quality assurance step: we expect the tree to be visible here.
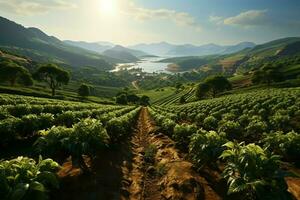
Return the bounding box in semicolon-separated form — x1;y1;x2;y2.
78;84;90;98
0;61;33;86
175;82;183;90
205;75;232;97
34;64;70;96
179;96;186;104
252;64;283;85
195;82;210;99
140;95;150;106
127;94;140;104
116;94;128;105
196;75;231;99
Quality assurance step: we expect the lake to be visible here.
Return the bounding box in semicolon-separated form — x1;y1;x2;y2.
111;57;172;73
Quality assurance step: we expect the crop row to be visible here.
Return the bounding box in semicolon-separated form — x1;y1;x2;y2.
0;106;141;199
148;105;300;199
0;106;135;145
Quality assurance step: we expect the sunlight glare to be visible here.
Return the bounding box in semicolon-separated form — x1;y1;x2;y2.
99;0;117;16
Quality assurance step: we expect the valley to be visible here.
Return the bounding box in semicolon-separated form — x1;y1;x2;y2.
1;2;300;199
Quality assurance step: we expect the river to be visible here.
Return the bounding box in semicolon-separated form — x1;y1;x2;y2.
111;57;172;73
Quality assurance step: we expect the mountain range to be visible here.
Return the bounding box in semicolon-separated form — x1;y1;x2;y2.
129;42;256;56
0;16;125;70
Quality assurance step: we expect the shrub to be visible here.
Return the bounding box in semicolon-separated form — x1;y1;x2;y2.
0;156;60;200
261;131;300;161
203;116;218;130
173;123;197;149
218;120;242;140
220;142;288;199
189;130;227;169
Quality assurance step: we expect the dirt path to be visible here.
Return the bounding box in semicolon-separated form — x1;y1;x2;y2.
121;107;221;200
132;81;139;90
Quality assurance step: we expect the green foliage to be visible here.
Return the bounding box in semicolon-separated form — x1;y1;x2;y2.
116;94;127;105
35;126;73;157
203;116;218;130
0;60;33;86
34;64;70;96
64;118;109;157
189;130;227;169
0;156;60;200
173;123;197;149
218;120;242;140
144;144;157;163
140;95;150;106
252;64;284;85
106;107;140;143
36;118;109;160
78;83;90;97
220;142;288;199
195;82;210;99
261;131;300;160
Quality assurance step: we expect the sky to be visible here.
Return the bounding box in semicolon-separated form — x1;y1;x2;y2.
0;0;300;46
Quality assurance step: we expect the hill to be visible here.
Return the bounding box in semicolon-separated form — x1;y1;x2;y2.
166;42;255;56
129;41;255;56
0;16;120;70
64;40;112;54
160;37;300;74
102;45;140;63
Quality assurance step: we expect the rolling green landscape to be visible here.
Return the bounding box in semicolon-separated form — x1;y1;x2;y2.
1;1;300;199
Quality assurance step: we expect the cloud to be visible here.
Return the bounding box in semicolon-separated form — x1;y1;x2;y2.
209;15;223;25
223;10;268;27
0;0;76;15
120;0;202;32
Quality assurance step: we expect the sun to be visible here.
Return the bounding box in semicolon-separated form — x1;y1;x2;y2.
99;0;117;16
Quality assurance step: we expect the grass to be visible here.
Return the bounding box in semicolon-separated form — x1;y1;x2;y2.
137;87;176;103
0;84;114;104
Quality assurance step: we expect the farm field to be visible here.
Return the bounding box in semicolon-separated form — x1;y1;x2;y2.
1;87;300;200
1;2;300;199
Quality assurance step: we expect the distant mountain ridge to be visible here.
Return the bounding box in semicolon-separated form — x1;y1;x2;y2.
129;41;256;56
159;37;300;73
64;40;112;54
65;41;150;62
102;45;140;63
0;16;120;70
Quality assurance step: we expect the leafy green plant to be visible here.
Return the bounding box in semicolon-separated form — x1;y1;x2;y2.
0;156;60;200
173;123;197;150
261;131;300;161
220;142;289;199
189;130;227;169
144;144;157;164
203;116;218;130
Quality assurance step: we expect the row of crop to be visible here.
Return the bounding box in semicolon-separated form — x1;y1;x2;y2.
158;89;300;140
0;107;141;199
0;93;90;105
0;106;135;145
148;107;299;199
0;103;122;119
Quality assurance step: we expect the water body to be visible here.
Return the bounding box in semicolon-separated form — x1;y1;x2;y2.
112;57;172;73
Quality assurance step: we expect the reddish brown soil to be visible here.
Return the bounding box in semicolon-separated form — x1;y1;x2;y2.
121;107;221;200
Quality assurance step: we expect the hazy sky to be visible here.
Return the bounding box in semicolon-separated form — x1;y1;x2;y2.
0;0;300;45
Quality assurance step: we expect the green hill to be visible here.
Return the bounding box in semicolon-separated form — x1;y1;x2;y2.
160;37;300;75
0;16;119;70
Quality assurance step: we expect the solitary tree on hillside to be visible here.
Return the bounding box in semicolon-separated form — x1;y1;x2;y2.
116;94;128;105
140;95;150;106
252;64;283;85
0;61;33;86
196;82;210;99
34;64;70;96
78;84;90;98
127;94;140;104
196;75;231;99
205;75;232;97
